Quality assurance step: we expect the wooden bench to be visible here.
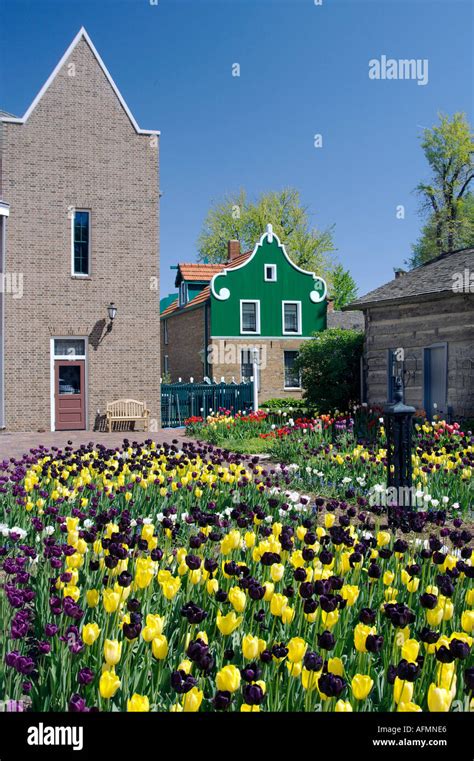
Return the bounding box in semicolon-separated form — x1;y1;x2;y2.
106;399;150;432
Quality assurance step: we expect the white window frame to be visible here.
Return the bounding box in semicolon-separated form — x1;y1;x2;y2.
240;299;260;335
179;282;188;307
283;350;302;390
264;263;277;282
240;348;260;390
163;354;169;375
163;319;169;345
282;300;302;335
50;336;88;431
71;209;91;277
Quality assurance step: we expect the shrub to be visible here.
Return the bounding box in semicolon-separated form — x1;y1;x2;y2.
296;328;364;412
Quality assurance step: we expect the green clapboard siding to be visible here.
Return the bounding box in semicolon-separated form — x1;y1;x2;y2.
210;231;327;337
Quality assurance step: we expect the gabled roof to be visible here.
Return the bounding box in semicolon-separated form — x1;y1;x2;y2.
0;27;159;136
161;287;210;318
175;250;252;286
327;310;364;330
345;247;474;310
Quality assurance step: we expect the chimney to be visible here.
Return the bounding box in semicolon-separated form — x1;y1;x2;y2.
327;298;335;312
394;268;406;279
227;239;241;262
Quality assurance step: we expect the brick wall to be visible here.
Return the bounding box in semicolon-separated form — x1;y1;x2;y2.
2;37;160;430
210;338;305;401
161;306;206;382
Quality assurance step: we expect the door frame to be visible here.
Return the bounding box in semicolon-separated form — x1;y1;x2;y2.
423;342;448;419
50;337;88;431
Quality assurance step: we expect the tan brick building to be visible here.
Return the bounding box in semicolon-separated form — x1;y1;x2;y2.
0;28;160;431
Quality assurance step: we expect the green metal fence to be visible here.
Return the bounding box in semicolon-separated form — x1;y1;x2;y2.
161;381;253;427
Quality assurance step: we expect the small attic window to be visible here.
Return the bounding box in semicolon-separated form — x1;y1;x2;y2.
179;282;188;306
264;264;277;282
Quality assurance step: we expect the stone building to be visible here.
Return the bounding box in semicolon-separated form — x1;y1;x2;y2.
0;28;160;431
160;225;328;402
345;248;474;420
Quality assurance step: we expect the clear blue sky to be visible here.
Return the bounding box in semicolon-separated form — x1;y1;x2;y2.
1;0;472;298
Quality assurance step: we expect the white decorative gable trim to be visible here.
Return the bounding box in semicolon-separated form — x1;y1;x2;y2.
0;27;160;136
210;222;328;303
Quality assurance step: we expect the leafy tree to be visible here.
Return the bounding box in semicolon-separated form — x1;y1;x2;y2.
296;328;364;413
408;113;474;267
197;188;337;280
331;264;358;309
410;192;474;266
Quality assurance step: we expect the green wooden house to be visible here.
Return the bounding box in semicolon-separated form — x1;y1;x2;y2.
160;224;327;400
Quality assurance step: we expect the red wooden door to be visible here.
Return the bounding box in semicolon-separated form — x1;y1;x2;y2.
54;360;86;430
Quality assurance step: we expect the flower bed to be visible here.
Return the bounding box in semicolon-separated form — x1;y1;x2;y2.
0;438;473;713
186;413;473;515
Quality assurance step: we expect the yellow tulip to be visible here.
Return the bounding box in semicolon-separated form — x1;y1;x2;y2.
426;605;444;627
103;639;122;666
127;693;150;712
241;704;260;712
401;639;420;663
270;563;285;582
327;657;344;676
427;684;452;712
335;700;353;712
397;702;422;712
103;588;120;613
270;593;288;617
82;623;100;646
351;674;374;700
216;665;241;693
287;637;307;663
228;587;246;613
301;668;321;691
242;634;265;660
182;686;203;712
383;571;395;586
216;611;242;636
206;578;219;595
160;577;181;600
354;623;375;653
141;614;165;642
151;635;169;660
99;670;121;699
341;585;359;606
393;677;414;705
461;610;474;634
377;531;391;547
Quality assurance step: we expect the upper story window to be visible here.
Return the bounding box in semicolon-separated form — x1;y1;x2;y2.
240;300;260;334
264;264;277;282
72;210;90;276
179;282;188;307
282;301;302;335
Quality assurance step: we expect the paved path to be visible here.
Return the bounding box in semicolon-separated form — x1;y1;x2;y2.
0;428;189;462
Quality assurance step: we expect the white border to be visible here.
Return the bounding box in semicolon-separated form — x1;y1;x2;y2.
50;336;88;431
71;209;91;277
210;224;327;301
282;300;302;335
264;263;277;282
240;299;261;335
283;349;302;390
0;27;160;136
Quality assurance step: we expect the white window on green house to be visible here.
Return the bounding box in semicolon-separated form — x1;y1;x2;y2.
240;300;260;334
264;264;277;282
282;301;302;334
163;319;169;345
71;210;90;276
241;348;260;390
284;350;301;389
179;282;188;306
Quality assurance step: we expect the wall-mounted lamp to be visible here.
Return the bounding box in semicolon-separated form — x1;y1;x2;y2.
108;302;117;322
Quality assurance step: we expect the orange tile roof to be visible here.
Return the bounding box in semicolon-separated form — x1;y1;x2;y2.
161;250;252;318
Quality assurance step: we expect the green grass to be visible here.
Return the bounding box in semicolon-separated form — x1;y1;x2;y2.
219;436;271;454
